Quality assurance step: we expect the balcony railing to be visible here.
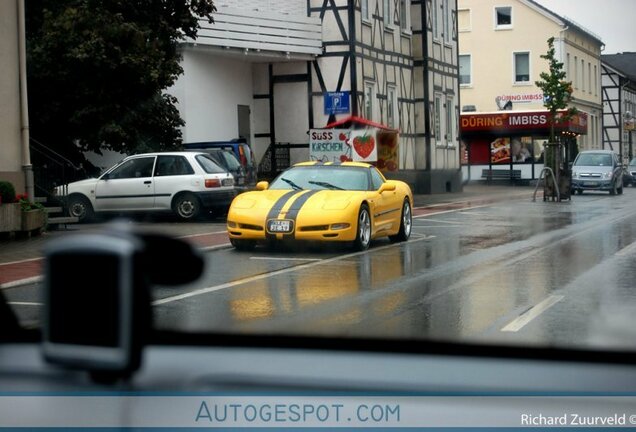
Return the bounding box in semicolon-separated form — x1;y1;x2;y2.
190;7;322;57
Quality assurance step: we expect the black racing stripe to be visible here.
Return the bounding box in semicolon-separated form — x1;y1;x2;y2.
265;190;299;240
283;190;321;240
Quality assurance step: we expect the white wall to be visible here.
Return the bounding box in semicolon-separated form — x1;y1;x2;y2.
171;50;254;145
0;0;25;192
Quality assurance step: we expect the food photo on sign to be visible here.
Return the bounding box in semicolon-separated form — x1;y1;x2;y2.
491;137;511;163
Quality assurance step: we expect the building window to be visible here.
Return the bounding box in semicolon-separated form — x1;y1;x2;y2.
362;0;369;21
458;9;471;32
594;64;598;96
514;52;530;83
383;0;391;27
400;0;410;31
574;56;578;88
588;62;592;94
443;0;451;43
581;59;585;92
387;85;397;128
433;0;440;39
364;82;374;120
566;53;571;79
434;95;442;145
459;54;471;85
446;98;454;145
495;6;512;28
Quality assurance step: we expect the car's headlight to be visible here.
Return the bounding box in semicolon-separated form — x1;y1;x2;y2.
604;171;613;179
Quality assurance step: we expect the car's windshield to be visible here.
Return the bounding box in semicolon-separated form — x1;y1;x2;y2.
269;166;370;191
574;153;613;166
4;0;636;364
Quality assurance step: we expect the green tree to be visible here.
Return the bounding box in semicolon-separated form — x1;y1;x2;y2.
535;37;576;167
535;37;577;200
26;0;215;168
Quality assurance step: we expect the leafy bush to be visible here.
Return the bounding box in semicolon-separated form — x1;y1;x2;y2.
15;194;45;211
0;181;16;204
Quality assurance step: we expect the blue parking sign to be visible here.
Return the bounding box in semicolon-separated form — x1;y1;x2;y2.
324;91;351;115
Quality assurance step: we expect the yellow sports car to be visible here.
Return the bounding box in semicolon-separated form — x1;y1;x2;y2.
227;161;413;251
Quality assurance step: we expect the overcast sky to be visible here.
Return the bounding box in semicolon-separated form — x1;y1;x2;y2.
533;0;636;54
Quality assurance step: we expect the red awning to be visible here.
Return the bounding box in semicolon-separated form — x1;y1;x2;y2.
460;110;588;135
324;116;399;132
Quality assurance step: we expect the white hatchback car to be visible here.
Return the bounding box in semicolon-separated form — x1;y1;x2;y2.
55;152;236;222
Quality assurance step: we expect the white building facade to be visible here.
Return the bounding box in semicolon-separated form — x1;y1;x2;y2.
172;0;461;193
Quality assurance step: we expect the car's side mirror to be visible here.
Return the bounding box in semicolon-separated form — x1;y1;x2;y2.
379;181;397;193
256;181;269;191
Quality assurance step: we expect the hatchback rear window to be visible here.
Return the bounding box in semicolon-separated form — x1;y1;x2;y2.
195;154;225;174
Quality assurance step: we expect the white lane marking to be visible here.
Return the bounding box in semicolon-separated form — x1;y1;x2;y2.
0;276;43;290
411;234;436;239
201;243;232;251
250;257;322;261
413;218;464;225
616;241;636;256
501;295;564;332
152;236;433;306
0;257;42;267
413;204;490;219
178;230;228;239
7;301;42;306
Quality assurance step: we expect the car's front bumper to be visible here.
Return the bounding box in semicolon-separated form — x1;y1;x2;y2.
571;179;613;191
227;213;358;243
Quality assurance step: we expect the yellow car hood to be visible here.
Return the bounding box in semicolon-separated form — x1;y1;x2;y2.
232;189;361;212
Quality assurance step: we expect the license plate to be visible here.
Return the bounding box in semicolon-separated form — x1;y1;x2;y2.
267;219;293;234
584;182;598;187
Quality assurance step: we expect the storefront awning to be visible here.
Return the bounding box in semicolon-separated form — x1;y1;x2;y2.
460;110;588;136
324;115;399;132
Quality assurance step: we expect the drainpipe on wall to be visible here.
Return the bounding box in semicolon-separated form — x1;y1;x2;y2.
17;0;34;201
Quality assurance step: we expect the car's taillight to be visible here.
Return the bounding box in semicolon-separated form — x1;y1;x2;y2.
205;179;221;188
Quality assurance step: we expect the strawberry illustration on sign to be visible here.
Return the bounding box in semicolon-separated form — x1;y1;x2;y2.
350;130;377;162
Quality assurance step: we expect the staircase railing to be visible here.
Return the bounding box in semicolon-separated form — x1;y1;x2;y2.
30;138;87;202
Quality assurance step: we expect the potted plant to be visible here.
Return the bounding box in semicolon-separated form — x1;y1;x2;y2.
0;181;21;234
16;194;47;235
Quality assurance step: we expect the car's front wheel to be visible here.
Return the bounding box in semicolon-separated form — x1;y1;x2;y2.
353;204;371;251
389;199;412;243
67;195;94;223
173;193;201;220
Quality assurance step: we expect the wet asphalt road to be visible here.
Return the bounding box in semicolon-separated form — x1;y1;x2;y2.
7;188;636;351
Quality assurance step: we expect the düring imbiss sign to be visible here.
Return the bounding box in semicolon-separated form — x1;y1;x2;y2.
461;110;588;134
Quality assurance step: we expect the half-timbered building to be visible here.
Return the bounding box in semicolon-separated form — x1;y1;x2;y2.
172;0;461;193
601;53;636;163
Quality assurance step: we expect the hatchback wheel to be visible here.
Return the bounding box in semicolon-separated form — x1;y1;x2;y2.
67;195;94;223
173;193;201;220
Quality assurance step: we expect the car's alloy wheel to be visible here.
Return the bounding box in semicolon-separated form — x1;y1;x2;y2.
390;199;412;243
173;193;200;220
354;204;371;251
67;195;93;223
